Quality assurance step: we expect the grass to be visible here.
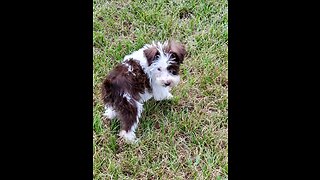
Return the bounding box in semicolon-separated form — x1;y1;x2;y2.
93;0;228;179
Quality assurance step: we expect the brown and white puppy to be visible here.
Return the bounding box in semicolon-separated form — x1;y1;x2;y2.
101;40;186;142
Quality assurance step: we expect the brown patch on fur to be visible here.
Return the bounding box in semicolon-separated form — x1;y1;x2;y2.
143;46;159;66
101;58;151;131
167;64;180;75
164;40;187;64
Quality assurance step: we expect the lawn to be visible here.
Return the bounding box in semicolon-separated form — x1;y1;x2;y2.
93;0;228;179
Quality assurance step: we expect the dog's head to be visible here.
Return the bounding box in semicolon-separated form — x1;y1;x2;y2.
143;40;186;88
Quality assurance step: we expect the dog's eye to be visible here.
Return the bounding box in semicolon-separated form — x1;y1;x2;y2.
170;53;176;59
154;52;160;61
154;55;159;61
157;68;161;71
170;69;177;75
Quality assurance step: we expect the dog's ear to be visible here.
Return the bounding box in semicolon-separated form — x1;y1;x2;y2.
168;40;187;64
144;46;159;66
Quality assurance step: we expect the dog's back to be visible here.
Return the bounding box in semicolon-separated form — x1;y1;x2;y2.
101;58;151;108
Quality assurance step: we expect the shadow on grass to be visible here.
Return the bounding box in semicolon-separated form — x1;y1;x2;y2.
101;99;192;153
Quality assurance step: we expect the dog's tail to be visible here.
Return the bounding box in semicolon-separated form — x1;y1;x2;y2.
101;78;113;105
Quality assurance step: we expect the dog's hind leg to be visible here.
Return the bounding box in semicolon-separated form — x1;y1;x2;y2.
117;99;143;143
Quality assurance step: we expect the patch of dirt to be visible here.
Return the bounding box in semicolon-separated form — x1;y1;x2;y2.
179;9;193;19
97;16;104;22
154;121;160;129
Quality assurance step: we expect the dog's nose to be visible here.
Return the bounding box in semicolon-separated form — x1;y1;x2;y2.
164;82;171;86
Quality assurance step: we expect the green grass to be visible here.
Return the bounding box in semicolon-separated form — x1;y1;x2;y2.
93;0;228;179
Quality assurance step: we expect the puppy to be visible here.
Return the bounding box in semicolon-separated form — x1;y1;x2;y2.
101;40;186;142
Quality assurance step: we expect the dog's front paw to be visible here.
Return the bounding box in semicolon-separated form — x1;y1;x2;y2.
166;93;173;100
